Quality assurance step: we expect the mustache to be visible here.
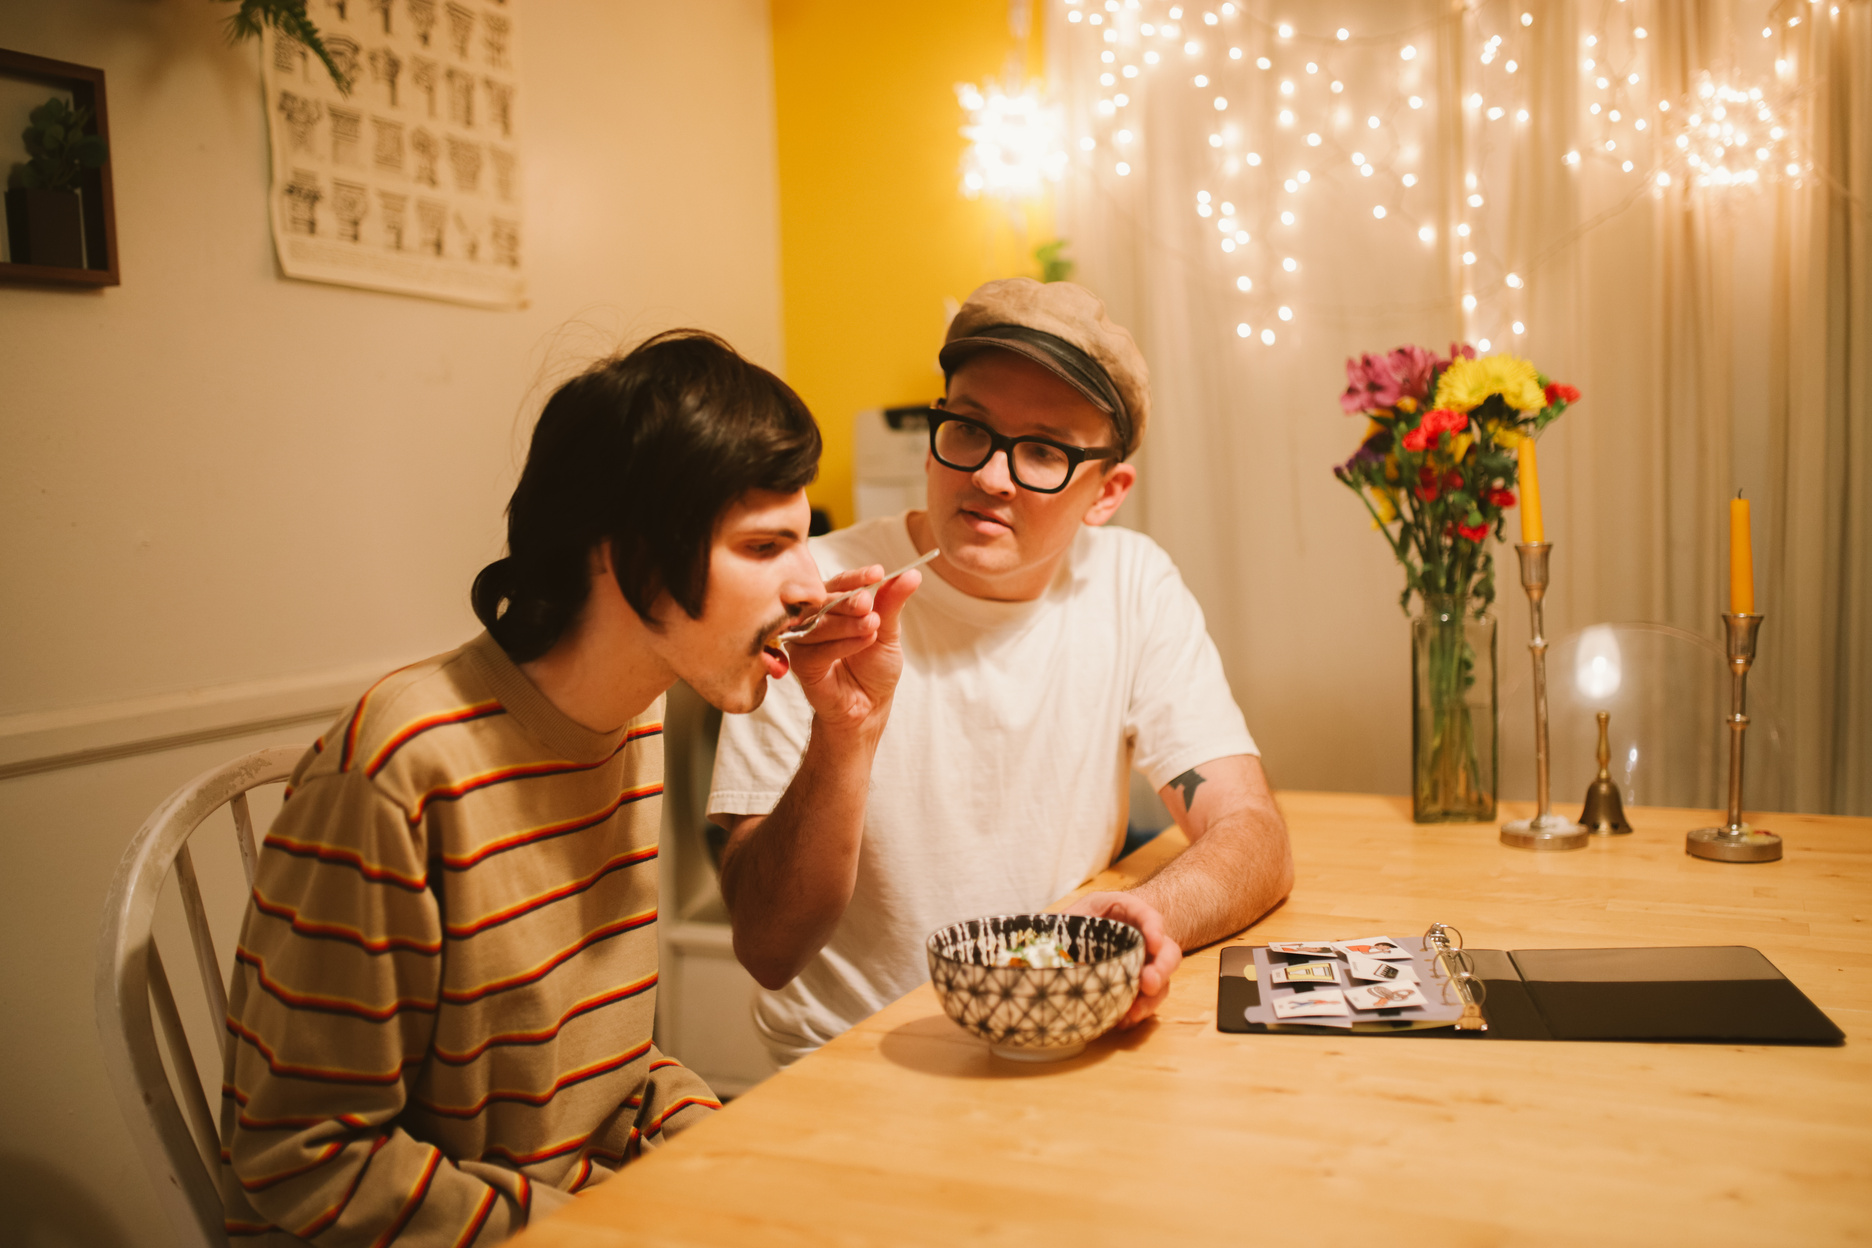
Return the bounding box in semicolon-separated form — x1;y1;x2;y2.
749;610;796;655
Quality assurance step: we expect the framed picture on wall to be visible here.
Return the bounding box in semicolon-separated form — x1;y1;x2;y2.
0;48;119;287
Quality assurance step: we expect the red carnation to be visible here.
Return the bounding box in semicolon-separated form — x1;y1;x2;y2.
1457;521;1490;542
1401;407;1467;452
1417;465;1441;501
1544;382;1581;406
1490;487;1516;508
1445;469;1465;491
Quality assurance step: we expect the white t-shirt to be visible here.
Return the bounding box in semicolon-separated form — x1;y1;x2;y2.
707;513;1257;1063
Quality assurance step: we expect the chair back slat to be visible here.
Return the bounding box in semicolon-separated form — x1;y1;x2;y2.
173;842;232;1033
96;745;306;1248
230;792;259;888
148;943;222;1181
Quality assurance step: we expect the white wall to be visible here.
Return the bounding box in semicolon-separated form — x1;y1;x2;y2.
0;1;783;1242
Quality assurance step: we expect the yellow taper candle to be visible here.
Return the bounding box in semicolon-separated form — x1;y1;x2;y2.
1517;439;1544;544
1730;493;1754;614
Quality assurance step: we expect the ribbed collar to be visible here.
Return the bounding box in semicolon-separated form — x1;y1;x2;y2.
463;631;629;764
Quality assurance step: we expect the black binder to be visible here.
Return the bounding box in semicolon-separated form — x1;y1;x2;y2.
1217;942;1844;1045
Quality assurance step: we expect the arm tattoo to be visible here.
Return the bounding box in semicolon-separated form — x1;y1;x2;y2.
1169;767;1206;811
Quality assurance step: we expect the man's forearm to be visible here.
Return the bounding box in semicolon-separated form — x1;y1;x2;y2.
717;721;880;989
1131;805;1294;950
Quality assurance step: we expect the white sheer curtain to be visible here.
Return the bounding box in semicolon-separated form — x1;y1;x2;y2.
1050;0;1870;813
1761;1;1871;815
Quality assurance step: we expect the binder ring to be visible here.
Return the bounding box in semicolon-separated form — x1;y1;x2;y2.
1424;923;1488;1012
1423;921;1465;952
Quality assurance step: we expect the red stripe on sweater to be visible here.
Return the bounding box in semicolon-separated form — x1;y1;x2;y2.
295;1134;390;1239
440;908;657;1004
445;846;658;938
481;1131;594;1169
226;1017;423;1086
644;1095;721;1138
235;1139;347;1192
235;947;439;1022
432;974;657;1065
404;722;662;826
417;1039;654;1119
369;1145;441;1248
439;784;663;870
341;666;416;772
250;889;442;955
365;701;507;778
261;833;428;892
449;1188;498;1248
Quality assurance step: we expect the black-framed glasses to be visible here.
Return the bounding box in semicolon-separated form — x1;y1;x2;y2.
916;408;1121;494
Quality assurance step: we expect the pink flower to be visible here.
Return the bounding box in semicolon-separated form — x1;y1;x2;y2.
1340;345;1442;413
1446;341;1478;363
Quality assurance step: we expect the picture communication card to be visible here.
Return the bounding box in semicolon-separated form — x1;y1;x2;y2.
1241;938;1467;1032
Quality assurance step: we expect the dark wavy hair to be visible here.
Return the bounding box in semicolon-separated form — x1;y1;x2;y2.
471;330;821;662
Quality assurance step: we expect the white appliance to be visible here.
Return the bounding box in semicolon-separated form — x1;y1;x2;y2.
853;405;932;522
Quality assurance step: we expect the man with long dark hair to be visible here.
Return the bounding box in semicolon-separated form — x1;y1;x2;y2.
218;332;919;1245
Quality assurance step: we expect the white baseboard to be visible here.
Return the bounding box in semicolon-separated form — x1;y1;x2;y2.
0;660;408;780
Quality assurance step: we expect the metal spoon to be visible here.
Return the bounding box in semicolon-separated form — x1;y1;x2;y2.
778;548;939;640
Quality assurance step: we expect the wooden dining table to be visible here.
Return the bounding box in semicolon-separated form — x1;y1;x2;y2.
512;792;1871;1247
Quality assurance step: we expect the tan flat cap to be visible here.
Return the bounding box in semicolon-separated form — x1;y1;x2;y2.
940;277;1151;457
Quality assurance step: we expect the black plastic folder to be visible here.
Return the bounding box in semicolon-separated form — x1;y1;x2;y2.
1216;943;1845;1045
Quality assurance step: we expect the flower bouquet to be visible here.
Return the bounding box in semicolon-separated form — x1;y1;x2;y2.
1334;345;1580;821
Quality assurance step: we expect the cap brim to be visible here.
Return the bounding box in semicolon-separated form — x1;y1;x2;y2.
939;335;1117;416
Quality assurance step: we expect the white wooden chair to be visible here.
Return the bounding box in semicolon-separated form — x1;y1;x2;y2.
95;746;304;1248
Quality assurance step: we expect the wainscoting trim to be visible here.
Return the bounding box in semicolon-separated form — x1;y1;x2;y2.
0;661;400;781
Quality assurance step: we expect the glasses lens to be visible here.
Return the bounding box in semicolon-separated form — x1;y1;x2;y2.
1011;440;1072;490
932;418;994;469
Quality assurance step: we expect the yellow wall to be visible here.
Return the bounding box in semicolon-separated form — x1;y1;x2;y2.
772;0;1051;528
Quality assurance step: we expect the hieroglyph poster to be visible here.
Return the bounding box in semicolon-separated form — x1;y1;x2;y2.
263;0;524;308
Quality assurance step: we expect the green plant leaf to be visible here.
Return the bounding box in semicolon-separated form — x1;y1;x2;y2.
220;0;352;94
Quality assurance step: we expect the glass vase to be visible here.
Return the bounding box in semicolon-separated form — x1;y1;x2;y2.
1411;594;1497;822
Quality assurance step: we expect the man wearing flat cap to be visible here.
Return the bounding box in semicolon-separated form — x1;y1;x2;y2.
708;277;1295;1064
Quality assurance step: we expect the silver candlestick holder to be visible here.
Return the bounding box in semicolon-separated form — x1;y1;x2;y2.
1686;613;1782;862
1501;543;1590;851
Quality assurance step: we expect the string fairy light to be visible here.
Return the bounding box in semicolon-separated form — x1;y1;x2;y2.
1050;0;1827;349
1057;0;1527;347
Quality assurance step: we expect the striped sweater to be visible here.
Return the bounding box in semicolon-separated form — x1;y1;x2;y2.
220;633;718;1246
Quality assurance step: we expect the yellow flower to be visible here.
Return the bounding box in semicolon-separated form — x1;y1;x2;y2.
1447;432;1474;462
1396;396;1419;414
1487;421;1526;449
1371;486;1398;525
1363;418;1386;441
1433;354;1547;414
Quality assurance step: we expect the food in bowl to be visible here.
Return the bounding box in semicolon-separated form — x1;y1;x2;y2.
926;914;1145;1061
992;936;1075;969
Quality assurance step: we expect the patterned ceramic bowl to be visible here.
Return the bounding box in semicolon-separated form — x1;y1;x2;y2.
926;913;1145;1061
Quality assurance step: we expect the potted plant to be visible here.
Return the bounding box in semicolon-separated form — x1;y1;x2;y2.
5;96;107;268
